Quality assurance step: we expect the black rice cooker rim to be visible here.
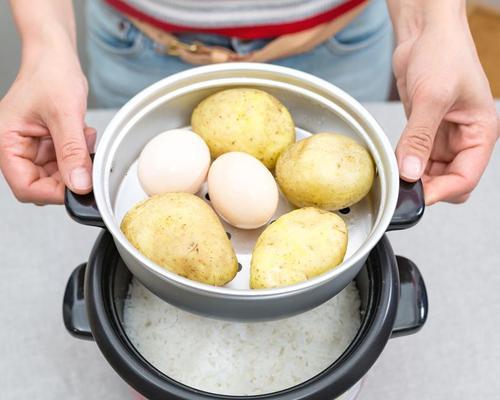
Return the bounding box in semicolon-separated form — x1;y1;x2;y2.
83;230;399;400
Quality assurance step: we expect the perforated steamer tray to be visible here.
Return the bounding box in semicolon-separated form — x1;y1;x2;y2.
114;127;375;291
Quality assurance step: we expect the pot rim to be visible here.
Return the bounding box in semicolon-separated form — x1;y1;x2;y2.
92;63;399;297
85;230;399;400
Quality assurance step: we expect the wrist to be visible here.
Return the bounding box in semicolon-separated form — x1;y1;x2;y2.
20;23;77;66
388;0;466;43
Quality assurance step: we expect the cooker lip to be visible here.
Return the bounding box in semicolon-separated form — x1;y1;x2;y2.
85;230;399;400
91;62;400;299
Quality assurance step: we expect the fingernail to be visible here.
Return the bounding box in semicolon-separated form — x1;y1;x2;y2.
401;155;422;180
70;168;91;190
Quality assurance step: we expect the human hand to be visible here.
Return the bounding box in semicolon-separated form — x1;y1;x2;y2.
392;5;498;205
0;32;95;204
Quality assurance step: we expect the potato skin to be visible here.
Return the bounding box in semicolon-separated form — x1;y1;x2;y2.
191;88;295;169
121;193;238;286
276;133;375;210
250;207;348;289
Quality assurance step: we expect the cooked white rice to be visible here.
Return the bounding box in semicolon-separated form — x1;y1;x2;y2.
123;279;361;396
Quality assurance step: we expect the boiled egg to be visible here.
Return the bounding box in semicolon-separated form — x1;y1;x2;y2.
208;152;279;229
138;129;210;196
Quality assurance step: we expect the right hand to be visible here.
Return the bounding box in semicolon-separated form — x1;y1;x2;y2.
388;0;498;205
0;34;95;204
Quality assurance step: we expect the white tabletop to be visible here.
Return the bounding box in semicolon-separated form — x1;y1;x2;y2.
1;103;499;400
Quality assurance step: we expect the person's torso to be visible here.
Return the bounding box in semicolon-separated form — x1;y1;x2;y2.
104;0;366;38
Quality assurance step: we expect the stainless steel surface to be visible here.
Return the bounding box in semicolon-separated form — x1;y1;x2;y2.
91;64;399;321
1;104;499;399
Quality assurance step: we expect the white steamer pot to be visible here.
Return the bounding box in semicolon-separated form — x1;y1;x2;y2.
65;63;424;321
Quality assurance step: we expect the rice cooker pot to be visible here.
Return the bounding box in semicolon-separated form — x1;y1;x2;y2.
63;230;428;400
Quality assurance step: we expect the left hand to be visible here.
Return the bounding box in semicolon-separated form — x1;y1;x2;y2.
393;13;498;205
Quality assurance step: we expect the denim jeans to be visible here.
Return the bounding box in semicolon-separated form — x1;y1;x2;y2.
86;0;394;107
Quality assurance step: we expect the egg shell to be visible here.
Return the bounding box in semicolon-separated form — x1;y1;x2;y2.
208;152;279;229
138;129;210;196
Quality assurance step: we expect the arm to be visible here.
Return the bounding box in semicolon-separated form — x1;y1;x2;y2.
12;0;77;49
0;0;94;204
387;0;498;204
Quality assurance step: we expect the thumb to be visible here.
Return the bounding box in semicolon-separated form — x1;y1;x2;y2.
48;113;93;194
396;93;448;182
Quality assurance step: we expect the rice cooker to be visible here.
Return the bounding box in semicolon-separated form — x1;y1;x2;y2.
63;64;429;399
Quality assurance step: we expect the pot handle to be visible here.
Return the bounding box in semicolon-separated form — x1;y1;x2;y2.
387;179;425;231
65;188;105;228
391;256;428;338
63;263;93;341
64;154;105;228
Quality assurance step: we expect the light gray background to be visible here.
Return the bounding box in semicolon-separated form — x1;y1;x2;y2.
0;104;499;400
0;2;500;400
1;0;500;97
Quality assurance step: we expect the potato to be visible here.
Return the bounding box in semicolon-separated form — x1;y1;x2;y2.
276;133;375;210
191;88;295;169
250;207;348;289
121;193;238;286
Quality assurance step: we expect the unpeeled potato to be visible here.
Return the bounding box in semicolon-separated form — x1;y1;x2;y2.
276;133;375;210
250;207;348;289
121;193;238;286
191;88;295;169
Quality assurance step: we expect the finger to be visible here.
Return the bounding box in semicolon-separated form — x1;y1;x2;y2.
47;111;92;195
33;127;96;166
34;137;56;165
395;79;410;117
84;126;97;153
1;153;65;204
42;160;59;176
445;193;471;204
428;122;456;163
25;176;65;204
423;175;468;205
425;159;448;177
396;89;451;182
423;145;490;205
425;185;470;205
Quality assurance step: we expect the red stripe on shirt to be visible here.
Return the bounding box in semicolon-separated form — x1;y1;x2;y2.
104;0;367;39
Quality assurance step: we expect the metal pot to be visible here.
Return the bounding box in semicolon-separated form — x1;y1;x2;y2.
63;230;428;400
65;63;424;321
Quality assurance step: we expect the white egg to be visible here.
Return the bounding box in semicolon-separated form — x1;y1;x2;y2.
138;129;210;196
208;152;279;229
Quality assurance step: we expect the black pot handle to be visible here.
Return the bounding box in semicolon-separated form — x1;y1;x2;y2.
391;256;428;338
65;188;105;227
64;154;105;228
63;263;93;341
387;179;425;231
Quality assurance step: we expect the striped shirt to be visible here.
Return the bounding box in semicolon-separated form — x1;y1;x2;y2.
104;0;366;39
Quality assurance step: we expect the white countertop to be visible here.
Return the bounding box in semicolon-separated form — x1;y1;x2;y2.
1;103;499;400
